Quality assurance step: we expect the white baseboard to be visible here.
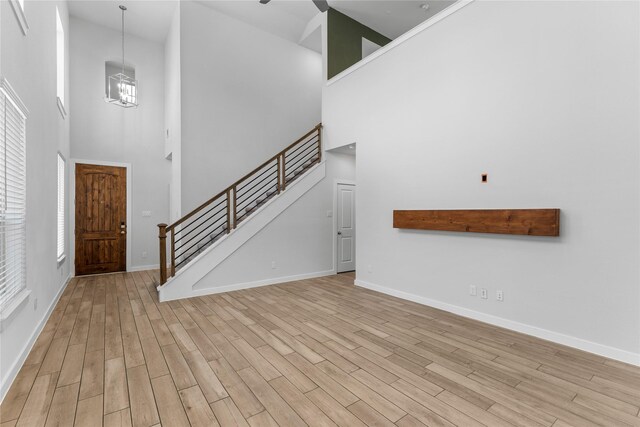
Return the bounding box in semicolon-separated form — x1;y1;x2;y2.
129;264;159;272
355;279;640;367
164;270;335;301
0;274;72;403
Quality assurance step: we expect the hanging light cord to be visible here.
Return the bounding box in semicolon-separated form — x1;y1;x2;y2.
121;6;125;77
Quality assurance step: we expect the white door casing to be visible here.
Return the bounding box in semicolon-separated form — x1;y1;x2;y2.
337;183;356;273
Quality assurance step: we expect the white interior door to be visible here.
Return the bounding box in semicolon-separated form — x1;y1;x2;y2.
337;183;356;273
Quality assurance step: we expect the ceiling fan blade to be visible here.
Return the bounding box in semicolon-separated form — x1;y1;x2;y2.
312;0;329;12
259;0;271;4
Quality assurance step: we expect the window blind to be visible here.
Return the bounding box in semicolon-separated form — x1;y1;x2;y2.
57;153;64;260
0;87;27;312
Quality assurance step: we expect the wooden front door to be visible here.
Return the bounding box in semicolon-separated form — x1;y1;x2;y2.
75;163;127;275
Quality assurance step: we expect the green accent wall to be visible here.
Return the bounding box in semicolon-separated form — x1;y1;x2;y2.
327;8;392;80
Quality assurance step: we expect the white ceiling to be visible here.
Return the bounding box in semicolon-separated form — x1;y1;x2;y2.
68;1;178;43
299;26;322;53
200;0;455;45
332;0;456;39
196;0;320;44
328;142;356;156
67;0;456;45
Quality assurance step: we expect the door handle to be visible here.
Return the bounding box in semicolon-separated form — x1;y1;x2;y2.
337;231;342;235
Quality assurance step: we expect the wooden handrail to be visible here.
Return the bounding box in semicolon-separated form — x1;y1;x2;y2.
281;123;322;154
167;123;322;232
226;123;321;194
158;123;322;285
167;188;228;231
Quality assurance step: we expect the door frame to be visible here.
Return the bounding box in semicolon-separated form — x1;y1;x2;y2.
70;159;132;276
333;179;356;274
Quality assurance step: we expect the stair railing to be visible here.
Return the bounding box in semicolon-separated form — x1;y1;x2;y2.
158;123;322;285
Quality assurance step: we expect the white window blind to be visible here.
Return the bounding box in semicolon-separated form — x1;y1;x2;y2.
0;86;27;312
57;154;65;261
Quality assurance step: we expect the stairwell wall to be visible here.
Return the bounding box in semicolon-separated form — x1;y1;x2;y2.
179;0;323;214
173;1;352;291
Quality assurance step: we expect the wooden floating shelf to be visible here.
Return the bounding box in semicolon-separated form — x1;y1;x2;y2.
393;209;560;237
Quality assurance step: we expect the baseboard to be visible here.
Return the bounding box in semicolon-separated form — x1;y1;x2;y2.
168;270;336;301
0;274;72;403
129;264;159;272
355;279;640;367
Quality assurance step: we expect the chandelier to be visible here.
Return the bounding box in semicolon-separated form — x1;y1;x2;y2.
106;5;138;108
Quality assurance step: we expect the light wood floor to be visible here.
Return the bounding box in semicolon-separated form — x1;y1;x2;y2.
2;271;640;427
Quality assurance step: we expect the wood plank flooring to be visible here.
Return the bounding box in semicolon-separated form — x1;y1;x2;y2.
2;271;640;426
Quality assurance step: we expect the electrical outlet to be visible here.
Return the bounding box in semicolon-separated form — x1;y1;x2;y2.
480;288;488;299
326;210;333;217
496;290;504;302
271;261;277;269
142;210;152;217
141;251;148;259
470;285;477;296
33;297;38;311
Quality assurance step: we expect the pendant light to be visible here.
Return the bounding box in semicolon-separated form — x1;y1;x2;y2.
106;5;138;108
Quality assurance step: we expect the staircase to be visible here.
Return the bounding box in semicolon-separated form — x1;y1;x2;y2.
157;124;323;286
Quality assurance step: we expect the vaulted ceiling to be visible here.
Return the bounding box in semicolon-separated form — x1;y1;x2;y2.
67;1;178;43
68;0;456;46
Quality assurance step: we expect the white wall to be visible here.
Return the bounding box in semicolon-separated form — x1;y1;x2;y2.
165;6;182;223
176;1;355;294
70;17;170;270
194;152;355;291
323;1;640;363
0;0;71;399
180;1;323;212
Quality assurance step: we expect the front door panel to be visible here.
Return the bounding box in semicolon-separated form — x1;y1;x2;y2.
75;163;126;275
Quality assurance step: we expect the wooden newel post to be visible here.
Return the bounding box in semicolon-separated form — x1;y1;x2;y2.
158;223;167;285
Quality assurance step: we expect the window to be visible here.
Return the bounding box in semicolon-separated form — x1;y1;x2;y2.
0;82;28;313
57;154;65;262
56;7;66;116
